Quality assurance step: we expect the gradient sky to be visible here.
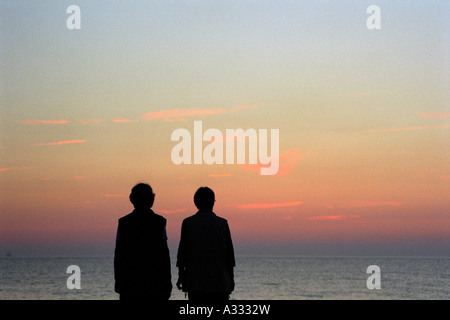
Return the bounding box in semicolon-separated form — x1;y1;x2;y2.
1;0;449;256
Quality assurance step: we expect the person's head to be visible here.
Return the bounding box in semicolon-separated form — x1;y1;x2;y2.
129;183;155;209
194;187;215;211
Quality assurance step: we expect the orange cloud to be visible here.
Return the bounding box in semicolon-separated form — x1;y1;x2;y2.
241;147;305;176
0;166;34;172
420;112;450;118
158;208;187;214
142;105;257;122
237;201;303;209
208;173;233;177
18;120;70;125
113;118;134;123
104;194;124;197
34;140;86;146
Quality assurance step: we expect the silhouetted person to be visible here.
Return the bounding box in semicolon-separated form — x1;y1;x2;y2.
114;183;172;300
176;187;235;302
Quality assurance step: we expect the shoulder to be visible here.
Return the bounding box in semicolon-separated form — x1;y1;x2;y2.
153;212;167;224
182;214;196;224
118;212;134;223
213;213;228;224
181;214;202;228
184;212;228;225
217;217;229;229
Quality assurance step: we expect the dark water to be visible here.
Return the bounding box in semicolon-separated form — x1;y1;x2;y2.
1;256;448;299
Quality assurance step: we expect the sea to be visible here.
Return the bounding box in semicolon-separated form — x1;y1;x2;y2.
0;256;448;300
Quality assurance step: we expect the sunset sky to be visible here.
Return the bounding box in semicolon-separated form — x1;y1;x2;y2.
1;1;449;256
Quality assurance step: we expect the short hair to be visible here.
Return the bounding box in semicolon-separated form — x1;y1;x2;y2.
194;187;215;210
129;183;155;208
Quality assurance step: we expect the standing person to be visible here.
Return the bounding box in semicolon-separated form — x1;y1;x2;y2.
114;183;172;300
176;187;235;302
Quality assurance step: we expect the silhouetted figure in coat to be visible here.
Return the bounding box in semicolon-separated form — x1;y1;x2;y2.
114;183;172;300
176;187;235;302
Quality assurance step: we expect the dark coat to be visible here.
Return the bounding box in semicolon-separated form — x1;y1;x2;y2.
114;208;172;299
176;210;235;294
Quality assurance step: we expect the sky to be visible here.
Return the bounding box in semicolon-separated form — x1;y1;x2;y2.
1;0;449;257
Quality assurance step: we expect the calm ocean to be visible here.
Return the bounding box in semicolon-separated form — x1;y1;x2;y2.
0;256;448;300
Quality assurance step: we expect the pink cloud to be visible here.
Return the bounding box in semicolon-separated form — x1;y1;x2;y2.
34;140;86;146
240;148;305;176
142;105;257;122
420;112;450;119
18;120;70;125
237;201;303;209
